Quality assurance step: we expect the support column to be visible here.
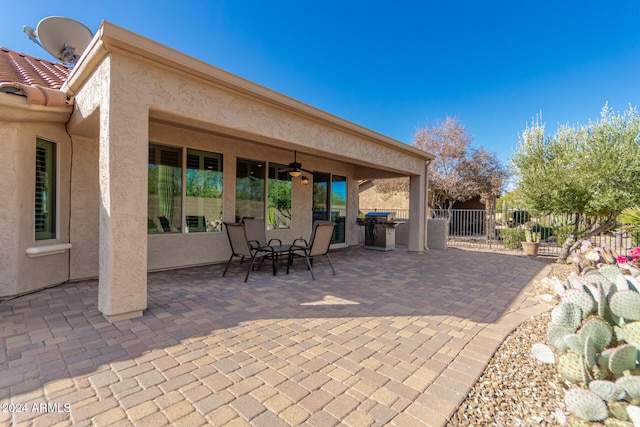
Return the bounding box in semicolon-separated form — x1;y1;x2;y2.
408;173;426;253
97;100;148;321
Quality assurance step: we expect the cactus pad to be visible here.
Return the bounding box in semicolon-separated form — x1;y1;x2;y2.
627;405;640;425
584;336;597;368
609;345;639;376
565;333;585;355
578;318;613;352
549;325;573;352
568;276;586;290
611;291;640;321
551;276;568;296
589;380;625;402
564;387;608;421
617;275;631;292
621;322;640;344
607;401;630;422
584;273;609;288
531;343;556;364
617;376;640;403
552;303;583;331
562;288;596;318
627;276;640;293
558;353;586;383
599;265;622;282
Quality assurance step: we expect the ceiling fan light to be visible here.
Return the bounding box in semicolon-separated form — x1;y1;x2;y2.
289;170;302;177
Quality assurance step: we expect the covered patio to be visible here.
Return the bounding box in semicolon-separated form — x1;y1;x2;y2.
0;21;433;320
0;247;550;426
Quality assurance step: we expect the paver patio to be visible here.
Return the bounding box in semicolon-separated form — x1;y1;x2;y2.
0;246;551;426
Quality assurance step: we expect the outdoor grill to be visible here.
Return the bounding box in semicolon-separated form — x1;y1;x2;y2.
356;212;402;251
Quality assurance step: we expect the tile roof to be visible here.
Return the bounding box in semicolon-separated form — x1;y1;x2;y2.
0;47;69;89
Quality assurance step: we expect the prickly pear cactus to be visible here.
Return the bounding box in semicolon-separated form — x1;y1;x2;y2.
531;263;640;423
563;288;596;318
564;387;608;422
611;291;640;321
549;324;573;351
609;345;639;376
617;376;640;404
599;265;623;283
627;404;640;425
579;318;613;352
565;333;585;355
584;336;597;369
606;401;630;422
531;343;555;364
558;353;587;383
589;380;625;402
552;303;583;331
620;321;640;344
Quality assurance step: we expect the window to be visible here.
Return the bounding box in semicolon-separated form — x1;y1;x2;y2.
35;138;56;240
235;159;265;222
267;163;292;230
186;149;223;232
148;144;182;233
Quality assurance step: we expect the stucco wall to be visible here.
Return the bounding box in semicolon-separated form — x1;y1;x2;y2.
146;122;358;271
69;136;100;280
0;118;71;297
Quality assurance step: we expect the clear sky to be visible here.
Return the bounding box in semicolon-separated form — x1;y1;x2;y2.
2;1;639;165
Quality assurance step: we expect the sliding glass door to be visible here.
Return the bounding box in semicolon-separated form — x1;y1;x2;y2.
312;172;346;244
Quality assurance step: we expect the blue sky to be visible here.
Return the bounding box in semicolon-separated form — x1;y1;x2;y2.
2;1;639;165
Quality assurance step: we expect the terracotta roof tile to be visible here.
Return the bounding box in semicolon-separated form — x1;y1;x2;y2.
0;47;69;90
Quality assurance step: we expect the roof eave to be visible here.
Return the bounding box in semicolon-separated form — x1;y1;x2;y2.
64;21;435;162
0;94;71;122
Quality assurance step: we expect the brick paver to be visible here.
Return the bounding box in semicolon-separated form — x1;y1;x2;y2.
0;246;551;426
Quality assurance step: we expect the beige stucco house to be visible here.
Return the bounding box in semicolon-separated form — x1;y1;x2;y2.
0;21;434;321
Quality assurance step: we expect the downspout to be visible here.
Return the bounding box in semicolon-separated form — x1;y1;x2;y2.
424;160;430;251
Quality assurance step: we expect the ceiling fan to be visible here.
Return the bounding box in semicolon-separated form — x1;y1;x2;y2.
288;151;313;177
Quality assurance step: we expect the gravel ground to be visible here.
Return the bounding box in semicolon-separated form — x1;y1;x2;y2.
447;263;576;426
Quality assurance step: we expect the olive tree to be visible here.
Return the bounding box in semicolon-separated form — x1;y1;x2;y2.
512;104;640;261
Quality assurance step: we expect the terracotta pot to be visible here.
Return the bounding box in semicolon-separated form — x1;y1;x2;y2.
522;241;540;256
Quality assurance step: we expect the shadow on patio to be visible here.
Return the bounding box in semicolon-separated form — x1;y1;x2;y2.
0;246;550;426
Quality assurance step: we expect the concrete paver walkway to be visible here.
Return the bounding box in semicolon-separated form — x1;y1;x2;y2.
0;247;551;426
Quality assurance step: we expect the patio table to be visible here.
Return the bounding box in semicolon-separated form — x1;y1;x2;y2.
265;244;292;275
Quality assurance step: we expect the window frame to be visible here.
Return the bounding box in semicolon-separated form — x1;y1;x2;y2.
35;138;57;241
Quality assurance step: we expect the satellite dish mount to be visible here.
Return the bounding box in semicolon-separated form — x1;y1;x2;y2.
23;16;93;66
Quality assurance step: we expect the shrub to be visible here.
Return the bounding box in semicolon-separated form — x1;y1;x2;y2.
499;228;527;249
531;223;553;240
511;210;530;225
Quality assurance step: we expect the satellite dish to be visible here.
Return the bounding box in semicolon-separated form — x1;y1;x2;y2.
32;16;93;66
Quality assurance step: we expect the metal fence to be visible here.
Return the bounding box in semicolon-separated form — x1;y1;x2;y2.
361;207;638;257
429;209;638;257
360;207;410;219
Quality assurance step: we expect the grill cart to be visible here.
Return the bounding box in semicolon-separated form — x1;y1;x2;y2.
356;212;403;251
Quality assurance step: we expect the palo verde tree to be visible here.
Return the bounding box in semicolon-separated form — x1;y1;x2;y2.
413;116;508;223
512;104;640;261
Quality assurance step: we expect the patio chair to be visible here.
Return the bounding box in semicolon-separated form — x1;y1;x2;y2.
286;222;336;280
242;218;282;250
222;222;276;282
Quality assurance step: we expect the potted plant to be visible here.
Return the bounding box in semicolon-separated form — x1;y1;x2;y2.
522;229;541;256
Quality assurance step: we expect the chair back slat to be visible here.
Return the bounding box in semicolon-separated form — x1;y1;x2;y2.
224;223;253;257
308;224;335;257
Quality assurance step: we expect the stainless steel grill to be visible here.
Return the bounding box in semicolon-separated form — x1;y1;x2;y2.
356;212;401;251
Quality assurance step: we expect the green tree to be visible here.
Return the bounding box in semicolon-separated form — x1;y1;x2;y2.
511;105;640;261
